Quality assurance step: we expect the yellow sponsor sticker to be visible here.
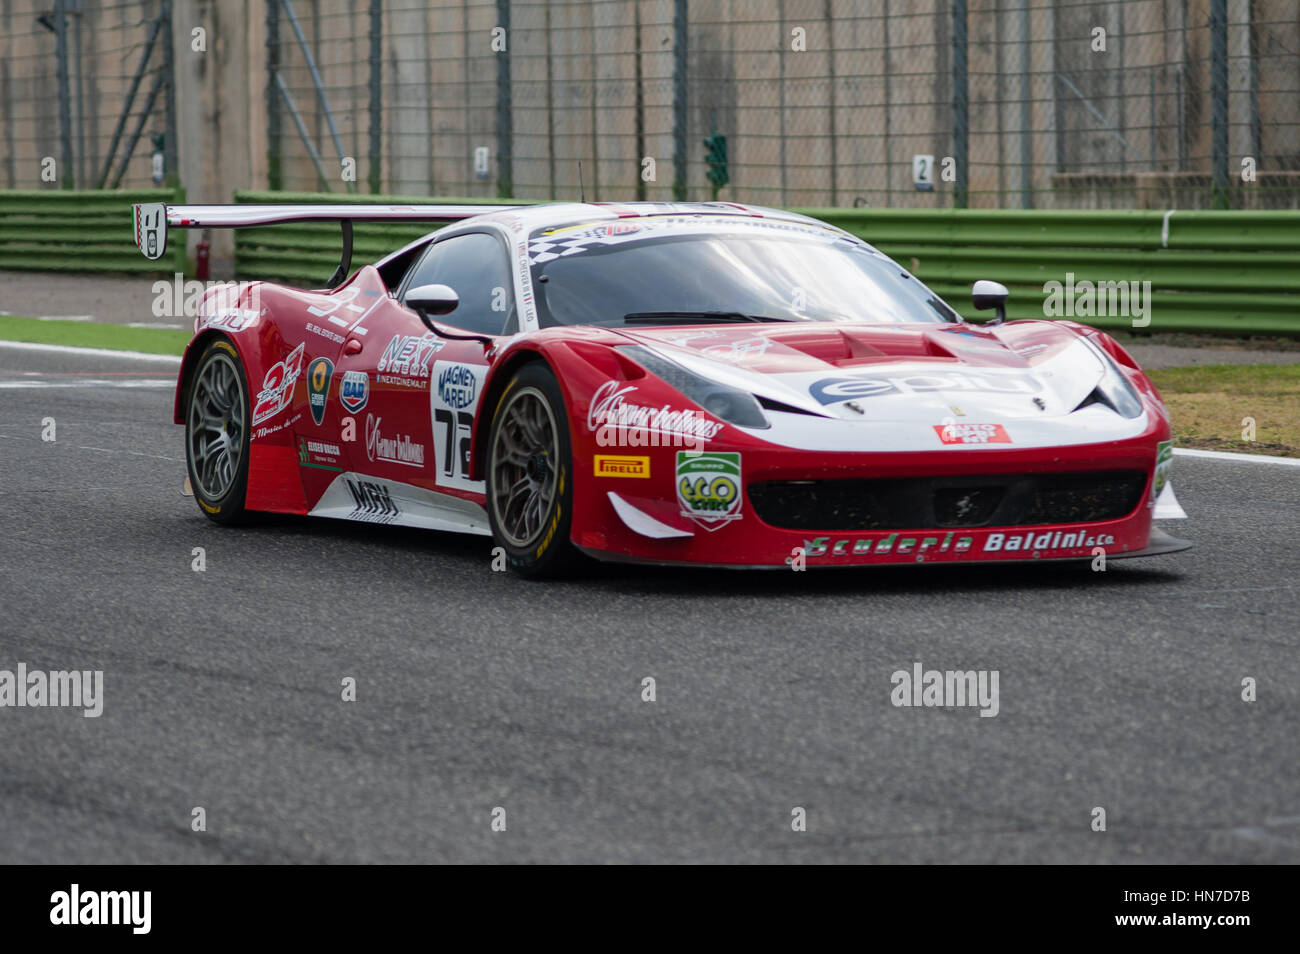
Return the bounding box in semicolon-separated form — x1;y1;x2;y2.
594;455;651;478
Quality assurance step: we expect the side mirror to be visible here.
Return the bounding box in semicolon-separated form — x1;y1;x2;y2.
971;279;1008;325
406;283;460;328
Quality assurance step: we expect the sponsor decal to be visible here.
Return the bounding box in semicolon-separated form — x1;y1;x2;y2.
983;531;1113;553
307;356;334;426
199;306;261;333
660;330;721;347
514;235;536;325
804;528;1115;559
376;332;443;387
365;414;426;468
594;455;651;478
700;336;773;363
589;381;724;448
430;360;486;492
529;216;840;265
306;285;379;336
135;201;165;260
1153;439;1173;499
676;451;742;531
297;436;343;471
253;410;301;441
934;422;1012;445
251;342;306;425
805;532;974;558
339;370;369;414
344;476;400;523
809;370;1040;405
306;321;345;344
437;363;478;409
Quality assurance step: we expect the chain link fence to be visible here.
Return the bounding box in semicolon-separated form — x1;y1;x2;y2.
3;1;1298;208
0;0;178;191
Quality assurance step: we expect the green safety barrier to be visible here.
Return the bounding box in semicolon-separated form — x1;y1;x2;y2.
3;188;1296;336
807;208;1300;336
232;195;1300;337
0;188;186;275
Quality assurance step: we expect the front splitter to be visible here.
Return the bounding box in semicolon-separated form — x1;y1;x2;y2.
577;527;1193;570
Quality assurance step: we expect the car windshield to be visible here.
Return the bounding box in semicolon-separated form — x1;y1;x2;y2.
528;221;960;328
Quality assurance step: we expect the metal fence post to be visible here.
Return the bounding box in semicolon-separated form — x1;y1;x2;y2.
267;0;282;190
1018;0;1032;208
1248;0;1261;170
672;0;688;200
951;0;969;208
634;2;645;201
496;0;513;198
1210;0;1229;209
54;0;74;188
161;0;179;188
369;0;382;194
823;0;837;206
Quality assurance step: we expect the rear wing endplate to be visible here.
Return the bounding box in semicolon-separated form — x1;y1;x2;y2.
131;202;525;288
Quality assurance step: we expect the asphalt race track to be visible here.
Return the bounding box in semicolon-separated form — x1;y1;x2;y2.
1;346;1297;863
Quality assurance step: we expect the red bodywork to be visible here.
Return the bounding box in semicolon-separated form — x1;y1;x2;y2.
176;266;1175;568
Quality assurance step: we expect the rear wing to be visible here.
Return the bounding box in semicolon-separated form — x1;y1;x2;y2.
131;202;525;288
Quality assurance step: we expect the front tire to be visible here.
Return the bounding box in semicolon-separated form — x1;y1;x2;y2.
185;339;252;525
486;362;578;577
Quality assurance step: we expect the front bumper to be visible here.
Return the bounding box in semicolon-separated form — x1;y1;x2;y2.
571;430;1188;568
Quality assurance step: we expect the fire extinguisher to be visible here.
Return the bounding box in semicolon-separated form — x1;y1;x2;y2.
195;239;211;281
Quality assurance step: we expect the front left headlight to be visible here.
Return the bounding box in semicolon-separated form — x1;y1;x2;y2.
618;345;769;429
1084;339;1144;419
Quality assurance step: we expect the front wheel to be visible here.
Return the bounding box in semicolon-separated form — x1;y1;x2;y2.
185;339;252;524
486;362;578;577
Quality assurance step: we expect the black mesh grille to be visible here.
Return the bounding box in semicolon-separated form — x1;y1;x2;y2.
748;471;1146;531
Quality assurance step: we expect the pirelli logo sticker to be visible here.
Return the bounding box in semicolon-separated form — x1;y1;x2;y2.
594;455;651;478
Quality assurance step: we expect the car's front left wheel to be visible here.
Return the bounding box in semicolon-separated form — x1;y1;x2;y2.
486;362;578;576
185;338;252;525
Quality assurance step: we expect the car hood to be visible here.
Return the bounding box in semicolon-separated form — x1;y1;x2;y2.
615;321;1147;451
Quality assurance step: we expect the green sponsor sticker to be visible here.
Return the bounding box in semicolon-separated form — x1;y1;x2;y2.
1153;439;1174;498
676;451;742;531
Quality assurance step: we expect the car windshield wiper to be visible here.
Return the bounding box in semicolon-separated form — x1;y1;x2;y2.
623;311;797;325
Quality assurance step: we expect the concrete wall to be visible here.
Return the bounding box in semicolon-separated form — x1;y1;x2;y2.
1;0;1297;257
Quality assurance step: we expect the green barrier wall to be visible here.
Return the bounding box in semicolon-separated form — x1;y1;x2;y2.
0;188;186;276
3;189;1296;336
808;208;1300;336
231;194;1300;337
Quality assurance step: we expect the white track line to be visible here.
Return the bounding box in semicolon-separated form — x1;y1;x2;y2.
1174;447;1300;467
0;340;182;364
0;379;173;389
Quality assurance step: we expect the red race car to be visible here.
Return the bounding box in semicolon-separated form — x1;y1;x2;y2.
132;200;1190;575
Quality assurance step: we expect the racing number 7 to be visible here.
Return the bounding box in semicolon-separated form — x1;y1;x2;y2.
434;408;474;478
